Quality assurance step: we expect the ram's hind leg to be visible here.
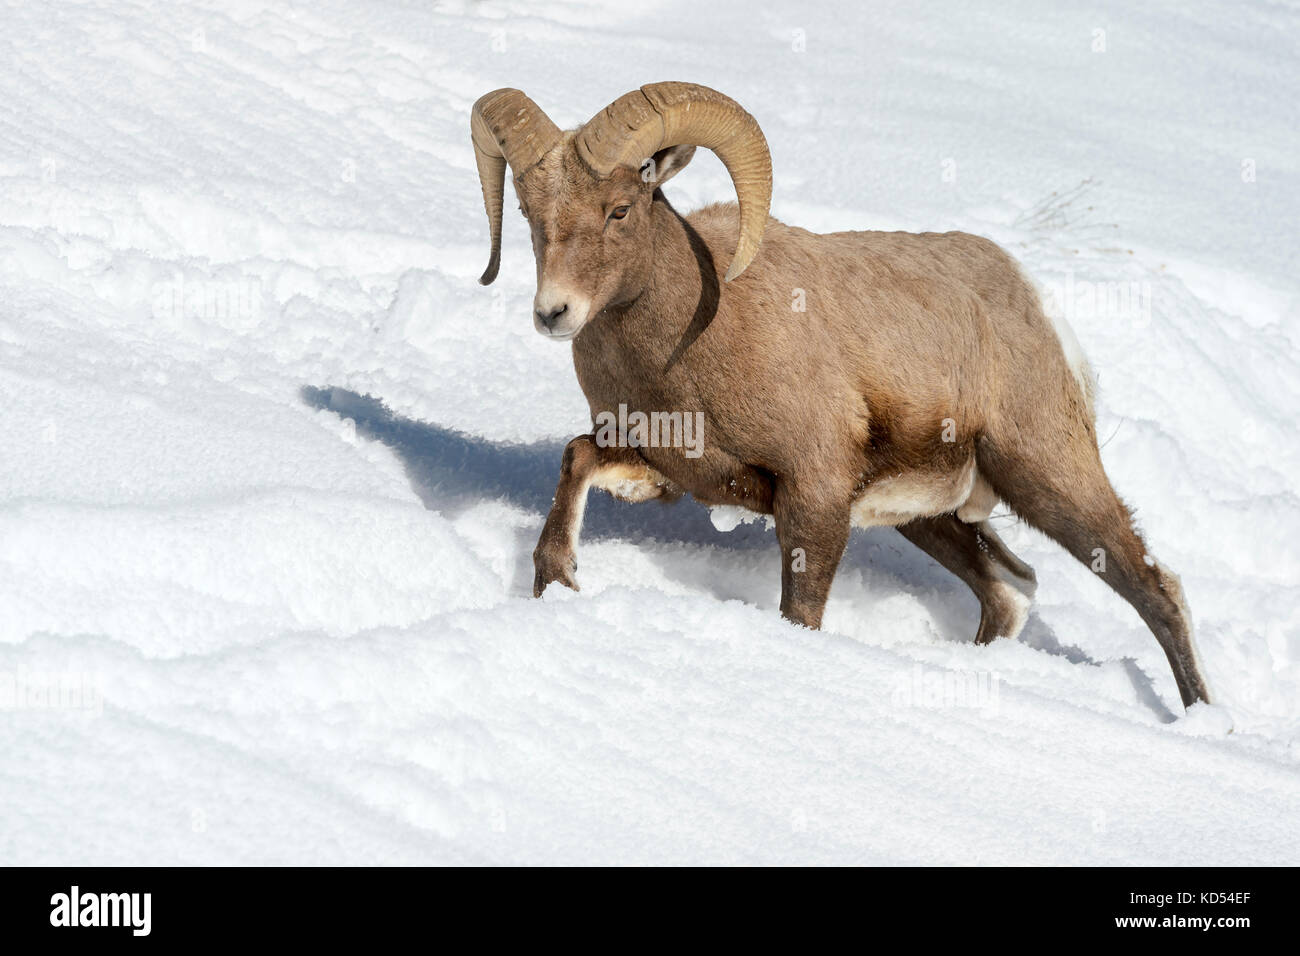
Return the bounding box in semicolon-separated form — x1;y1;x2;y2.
897;514;1037;644
979;429;1211;708
533;435;681;597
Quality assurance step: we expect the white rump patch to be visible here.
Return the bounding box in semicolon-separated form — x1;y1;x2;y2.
1046;308;1096;411
1024;266;1097;413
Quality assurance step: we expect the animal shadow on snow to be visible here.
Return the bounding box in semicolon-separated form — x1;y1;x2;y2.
301;386;1171;719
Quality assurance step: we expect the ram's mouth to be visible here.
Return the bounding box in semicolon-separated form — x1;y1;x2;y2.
538;325;581;342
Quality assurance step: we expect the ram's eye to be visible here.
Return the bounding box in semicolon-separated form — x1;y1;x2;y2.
609;205;631;221
518;205;527;219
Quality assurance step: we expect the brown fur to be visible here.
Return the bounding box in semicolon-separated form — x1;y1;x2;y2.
518;137;1211;709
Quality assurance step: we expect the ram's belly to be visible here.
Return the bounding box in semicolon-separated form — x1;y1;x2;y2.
851;461;998;528
592;448;1001;530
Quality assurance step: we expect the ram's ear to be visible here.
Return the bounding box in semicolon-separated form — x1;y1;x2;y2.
640;144;696;188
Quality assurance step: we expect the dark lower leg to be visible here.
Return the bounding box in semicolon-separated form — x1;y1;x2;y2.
773;483;851;629
897;515;1035;643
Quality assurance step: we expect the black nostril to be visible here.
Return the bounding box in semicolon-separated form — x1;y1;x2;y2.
536;304;568;329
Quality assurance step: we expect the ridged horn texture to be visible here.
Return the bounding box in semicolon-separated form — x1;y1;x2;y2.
576;82;772;281
470;89;561;285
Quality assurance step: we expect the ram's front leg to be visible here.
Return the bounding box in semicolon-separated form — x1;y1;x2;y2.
533;435;680;597
773;481;851;628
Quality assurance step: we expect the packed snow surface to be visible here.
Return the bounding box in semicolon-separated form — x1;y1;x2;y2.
1;0;1298;864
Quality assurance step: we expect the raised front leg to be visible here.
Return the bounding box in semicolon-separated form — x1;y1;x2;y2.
772;481;852;628
533;434;680;597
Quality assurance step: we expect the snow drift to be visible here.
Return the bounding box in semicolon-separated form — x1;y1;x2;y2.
1;0;1297;864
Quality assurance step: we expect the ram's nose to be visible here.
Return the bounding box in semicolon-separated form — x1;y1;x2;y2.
532;287;590;340
535;303;569;331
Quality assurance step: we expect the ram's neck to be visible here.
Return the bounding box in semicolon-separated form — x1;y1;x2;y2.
625;196;721;356
572;194;724;412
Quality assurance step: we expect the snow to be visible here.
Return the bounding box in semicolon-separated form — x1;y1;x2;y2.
1;0;1298;865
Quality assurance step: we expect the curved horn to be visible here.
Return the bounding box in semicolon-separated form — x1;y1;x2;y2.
470;89;561;285
576;82;771;281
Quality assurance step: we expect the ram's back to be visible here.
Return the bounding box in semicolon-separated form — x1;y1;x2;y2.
683;201;1087;455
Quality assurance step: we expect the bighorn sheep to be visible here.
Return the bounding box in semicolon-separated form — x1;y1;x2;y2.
470;82;1212;709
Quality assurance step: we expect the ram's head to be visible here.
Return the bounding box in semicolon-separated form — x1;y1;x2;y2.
471;82;772;340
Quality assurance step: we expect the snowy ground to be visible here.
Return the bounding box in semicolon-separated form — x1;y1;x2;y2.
1;0;1298;865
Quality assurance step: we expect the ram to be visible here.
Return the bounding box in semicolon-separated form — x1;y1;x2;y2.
470;81;1211;709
